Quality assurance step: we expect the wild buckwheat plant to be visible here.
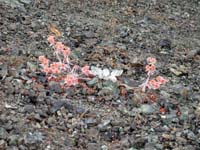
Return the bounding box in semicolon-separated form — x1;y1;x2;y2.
140;57;168;92
39;36;167;94
39;35;93;87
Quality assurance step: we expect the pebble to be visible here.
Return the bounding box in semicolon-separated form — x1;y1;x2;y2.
49;81;63;93
87;143;101;150
84;118;98;127
0;127;8;139
8;134;19;146
24;132;44;144
139;104;157;114
0;140;6;149
159;39;171;49
24;105;35;113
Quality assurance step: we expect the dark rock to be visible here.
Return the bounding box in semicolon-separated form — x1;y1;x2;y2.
34;114;42;122
24;105;34;113
159;39;171;49
50;100;72;114
50;100;85;114
49;81;62;93
84;118;98;127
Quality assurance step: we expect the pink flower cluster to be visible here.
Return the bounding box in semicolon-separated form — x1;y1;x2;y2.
39;36;93;87
140;57;168;92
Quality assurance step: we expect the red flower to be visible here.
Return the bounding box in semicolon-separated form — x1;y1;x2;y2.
47;35;55;45
156;76;168;84
147;79;160;90
39;55;49;66
145;64;156;72
55;42;65;51
147;57;157;64
62;48;71;58
81;65;92;76
64;74;79;87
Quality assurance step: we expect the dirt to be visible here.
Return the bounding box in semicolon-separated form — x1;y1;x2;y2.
0;0;200;149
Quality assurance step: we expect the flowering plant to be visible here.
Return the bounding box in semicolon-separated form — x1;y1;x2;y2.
38;36;167;95
140;57;168;92
39;36;93;87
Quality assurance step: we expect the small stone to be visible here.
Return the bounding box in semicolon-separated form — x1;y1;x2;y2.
24;132;44;144
159;39;171;49
18;145;27;150
101;145;108;150
0;127;8;139
170;68;182;76
186;49;200;59
49;81;62;93
187;131;196;140
139;104;157;114
8;135;19;146
9;23;17;31
98;119;111;131
24;105;35;113
0;140;6;149
34;114;42;122
84;118;98;127
6;146;19;150
87;143;100;150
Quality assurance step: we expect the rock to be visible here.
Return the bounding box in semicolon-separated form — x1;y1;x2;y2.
87;143;100;150
0;127;8;139
6;146;19;150
49;81;62;93
186;49;200;59
0;63;8;80
84;118;98;127
101;145;108;150
8;135;19;146
138;104;157;114
159;39;171;49
18;145;28;150
24;105;35;113
64;136;73;146
50;101;69;113
98;119;111;131
19;0;31;5
187;130;196;140
170;68;183;76
9;23;17;31
0;140;6;149
34;114;42;122
195;103;200;118
24;132;44;144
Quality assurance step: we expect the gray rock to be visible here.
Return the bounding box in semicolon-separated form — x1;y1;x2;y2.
98;119;111;131
84;118;98;127
49;81;62;93
0;140;6;149
24;132;44;144
187;130;196;140
159;39;171;49
87;143;100;150
0;127;8;139
24;105;34;113
8;135;19;146
139;104;157;114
